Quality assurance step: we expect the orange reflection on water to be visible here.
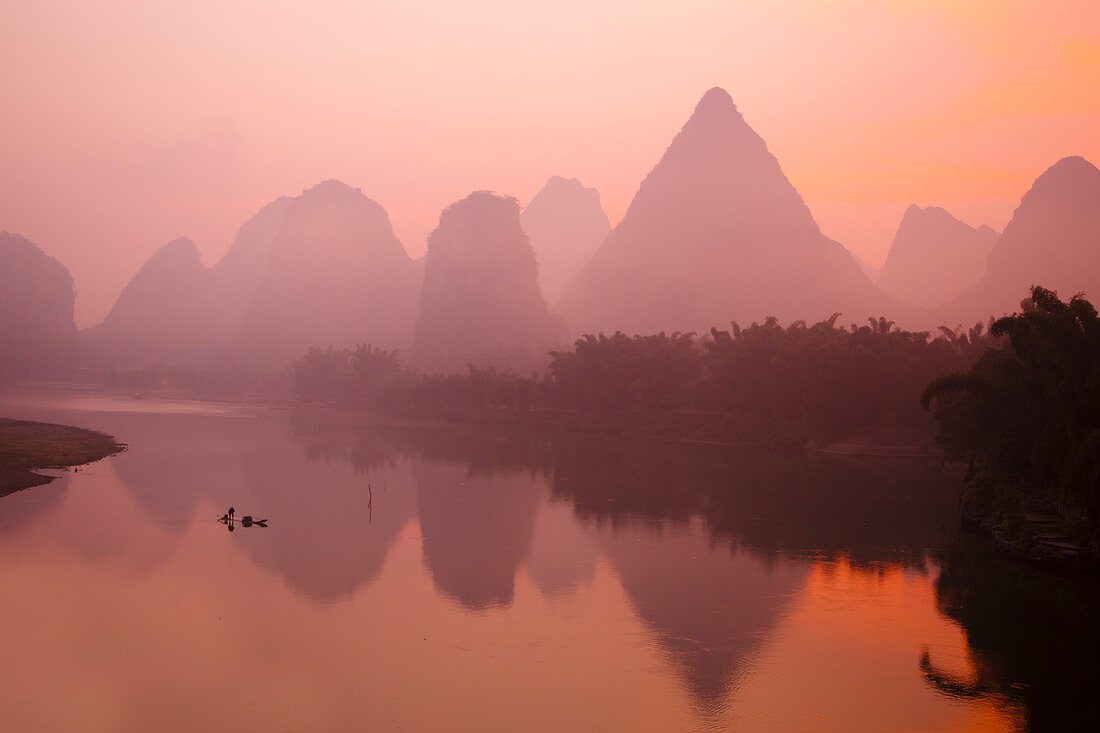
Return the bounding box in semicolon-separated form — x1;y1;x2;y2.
731;558;1025;732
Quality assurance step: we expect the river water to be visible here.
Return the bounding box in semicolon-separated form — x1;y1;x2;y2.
0;392;1096;732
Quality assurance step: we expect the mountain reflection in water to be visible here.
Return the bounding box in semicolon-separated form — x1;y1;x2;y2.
0;397;1094;731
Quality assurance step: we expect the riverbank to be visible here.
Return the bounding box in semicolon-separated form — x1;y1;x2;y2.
0;418;124;496
287;402;939;456
962;505;1100;571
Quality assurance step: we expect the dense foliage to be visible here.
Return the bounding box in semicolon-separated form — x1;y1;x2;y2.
292;316;990;444
922;287;1100;540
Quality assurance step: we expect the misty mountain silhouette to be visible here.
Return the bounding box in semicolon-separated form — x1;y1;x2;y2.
877;205;997;309
851;252;881;283
84;195;298;368
521;176;610;305
210;195;294;335
557;88;896;335
84;181;421;369
0;232;79;378
83;237;223;367
943;156;1100;323
236;180;420;367
411;191;565;372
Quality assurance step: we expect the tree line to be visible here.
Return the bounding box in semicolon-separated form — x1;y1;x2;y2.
291;313;993;444
922;286;1100;544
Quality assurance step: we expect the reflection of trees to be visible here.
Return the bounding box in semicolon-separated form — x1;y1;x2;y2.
918;647;996;700
549;437;964;710
550;438;962;568
289;409;555;480
289;411;400;474
299;417;1100;724
927;533;1100;731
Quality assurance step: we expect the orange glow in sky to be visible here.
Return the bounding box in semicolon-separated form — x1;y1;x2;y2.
2;0;1098;325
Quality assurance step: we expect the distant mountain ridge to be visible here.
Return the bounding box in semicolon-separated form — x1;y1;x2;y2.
16;95;1099;374
82;237;220;367
877;205;997;309
0;232;79;378
236;180;420;368
84;181;420;369
941;156;1100;324
520;176;609;305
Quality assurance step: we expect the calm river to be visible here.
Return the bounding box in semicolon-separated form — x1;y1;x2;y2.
1;392;1096;732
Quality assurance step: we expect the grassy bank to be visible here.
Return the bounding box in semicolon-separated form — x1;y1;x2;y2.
0;418;124;496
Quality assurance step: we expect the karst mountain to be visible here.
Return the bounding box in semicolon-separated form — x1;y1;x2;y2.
412;191;564;372
877;205;997;309
557;87;896;336
520;176;610;306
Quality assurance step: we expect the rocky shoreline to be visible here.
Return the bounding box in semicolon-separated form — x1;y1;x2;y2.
961;508;1099;571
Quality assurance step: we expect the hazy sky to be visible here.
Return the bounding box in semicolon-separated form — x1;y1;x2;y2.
2;0;1098;326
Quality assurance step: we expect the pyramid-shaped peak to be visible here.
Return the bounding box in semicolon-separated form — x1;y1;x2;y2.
556;82;892;336
694;87;737;116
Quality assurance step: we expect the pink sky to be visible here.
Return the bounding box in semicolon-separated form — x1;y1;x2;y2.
2;0;1098;326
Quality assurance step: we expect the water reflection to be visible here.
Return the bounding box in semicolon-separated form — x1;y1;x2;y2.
287;419;966;714
0;396;1094;730
550;438;962;567
0;466;180;575
599;520;805;711
234;438;416;604
218;508;268;530
524;493;598;598
414;460;542;610
0;472;69;534
926;532;1100;732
